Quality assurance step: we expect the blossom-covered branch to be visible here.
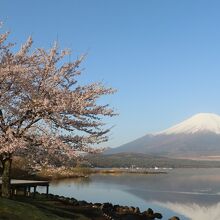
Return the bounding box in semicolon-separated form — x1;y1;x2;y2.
0;30;116;164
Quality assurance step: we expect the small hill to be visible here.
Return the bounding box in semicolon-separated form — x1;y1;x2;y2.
87;153;220;168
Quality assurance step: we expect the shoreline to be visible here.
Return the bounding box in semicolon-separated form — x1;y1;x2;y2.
35;167;167;181
4;192;181;220
2;169;183;219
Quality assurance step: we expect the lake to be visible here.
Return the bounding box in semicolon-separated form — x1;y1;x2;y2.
40;168;220;220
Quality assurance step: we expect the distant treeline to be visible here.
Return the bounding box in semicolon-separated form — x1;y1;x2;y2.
86;153;220;168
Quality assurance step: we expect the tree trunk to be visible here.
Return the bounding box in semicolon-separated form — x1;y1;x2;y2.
1;158;12;198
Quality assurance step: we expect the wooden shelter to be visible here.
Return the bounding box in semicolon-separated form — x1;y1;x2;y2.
0;178;49;197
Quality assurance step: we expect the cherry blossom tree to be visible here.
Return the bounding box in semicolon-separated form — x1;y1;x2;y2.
0;30;116;198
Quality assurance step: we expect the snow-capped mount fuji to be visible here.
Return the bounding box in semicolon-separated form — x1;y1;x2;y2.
157;113;220;135
107;113;220;158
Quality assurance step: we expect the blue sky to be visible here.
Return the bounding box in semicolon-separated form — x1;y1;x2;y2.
2;0;220;147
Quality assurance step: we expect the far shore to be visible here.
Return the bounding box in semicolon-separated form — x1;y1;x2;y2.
8;166;167;181
36;167;167;181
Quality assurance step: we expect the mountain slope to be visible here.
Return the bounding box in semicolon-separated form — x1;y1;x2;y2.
106;113;220;157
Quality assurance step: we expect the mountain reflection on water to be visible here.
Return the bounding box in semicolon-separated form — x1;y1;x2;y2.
47;168;220;220
157;202;220;220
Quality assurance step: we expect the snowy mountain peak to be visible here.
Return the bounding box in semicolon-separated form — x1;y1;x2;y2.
157;113;220;135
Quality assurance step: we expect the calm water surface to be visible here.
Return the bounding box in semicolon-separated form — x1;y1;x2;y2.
41;168;220;220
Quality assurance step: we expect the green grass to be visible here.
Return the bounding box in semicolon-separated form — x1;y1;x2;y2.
0;197;60;220
0;196;95;220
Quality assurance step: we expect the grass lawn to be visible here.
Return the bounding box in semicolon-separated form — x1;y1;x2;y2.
0;195;103;220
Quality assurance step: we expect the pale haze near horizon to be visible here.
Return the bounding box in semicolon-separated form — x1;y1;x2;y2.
2;0;220;148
